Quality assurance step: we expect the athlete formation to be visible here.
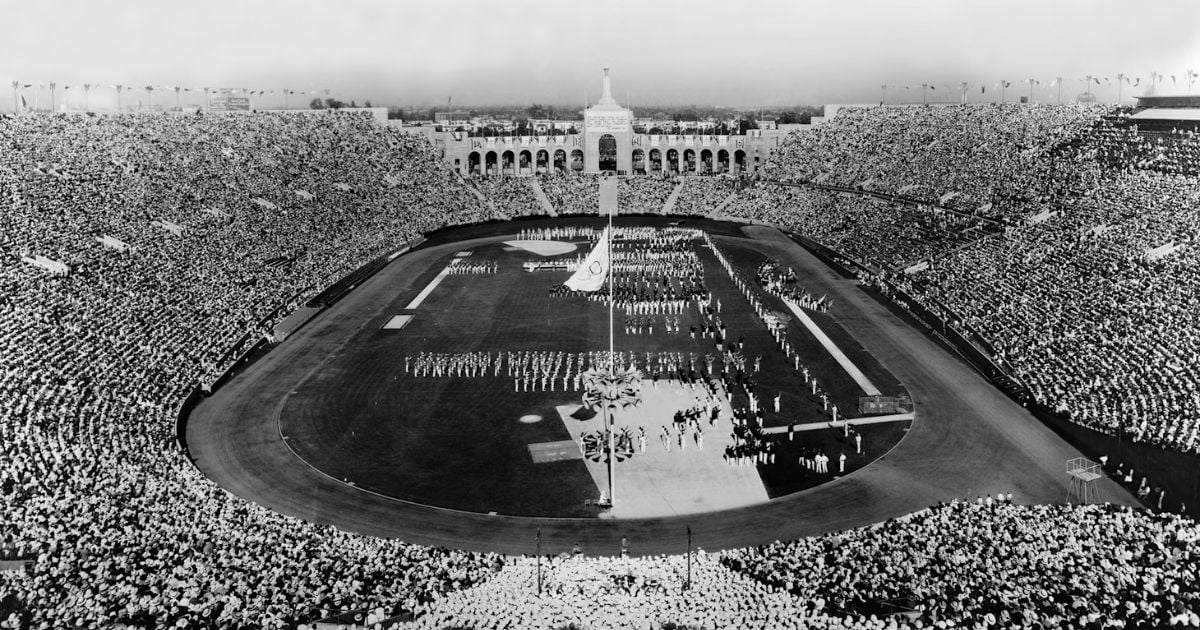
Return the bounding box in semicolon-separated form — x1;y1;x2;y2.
404;226;848;471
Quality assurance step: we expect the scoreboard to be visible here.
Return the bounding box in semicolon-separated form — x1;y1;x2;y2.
210;89;250;111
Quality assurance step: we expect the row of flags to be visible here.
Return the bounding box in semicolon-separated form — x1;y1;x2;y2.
8;82;332;97
882;70;1198;93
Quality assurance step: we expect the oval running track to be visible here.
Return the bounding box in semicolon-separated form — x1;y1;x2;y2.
186;222;1137;556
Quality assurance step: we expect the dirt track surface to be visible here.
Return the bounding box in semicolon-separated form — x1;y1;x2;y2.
186;221;1136;556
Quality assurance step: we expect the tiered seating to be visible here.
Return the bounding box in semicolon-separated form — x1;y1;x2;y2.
392;502;1198;629
763;103;1113;220
618;176;674;214
909;171;1200;452
0;111;501;629
726;185;985;271
670;177;737;216
474;176;547;217
538;172;601;215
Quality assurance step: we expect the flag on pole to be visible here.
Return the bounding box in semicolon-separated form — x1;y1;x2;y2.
564;226;611;292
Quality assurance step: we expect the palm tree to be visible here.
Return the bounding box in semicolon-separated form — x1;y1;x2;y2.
10;81;17;114
83;83;92;112
144;85;154;111
48;82;56;112
115;85;124;112
581;363;643;507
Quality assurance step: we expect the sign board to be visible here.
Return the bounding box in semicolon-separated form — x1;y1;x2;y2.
859;395;911;415
210;89;250;111
585;110;632;134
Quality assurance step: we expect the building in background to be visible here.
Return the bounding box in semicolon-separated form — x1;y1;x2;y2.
438;69;775;177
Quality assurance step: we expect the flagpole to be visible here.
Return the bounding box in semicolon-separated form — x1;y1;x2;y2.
606;189;615;508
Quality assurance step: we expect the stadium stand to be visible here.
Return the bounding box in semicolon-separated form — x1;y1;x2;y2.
761;103;1114;220
2;104;1198;629
0;111;502;629
391;501;1199;629
617;175;675;214
724;103;1200;459
538;172;601;215
472;176;548;217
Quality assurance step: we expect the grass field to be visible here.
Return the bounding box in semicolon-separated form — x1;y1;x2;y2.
279;221;910;517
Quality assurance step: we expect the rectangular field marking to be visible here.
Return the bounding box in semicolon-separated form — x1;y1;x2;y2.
784;300;883;396
528;440;583;464
382;315;413;330
404;268;450;310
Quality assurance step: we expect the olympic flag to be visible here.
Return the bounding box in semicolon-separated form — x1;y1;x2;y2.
564;226;611;292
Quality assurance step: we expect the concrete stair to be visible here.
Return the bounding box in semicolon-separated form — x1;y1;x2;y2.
660;180;685;215
528;177;557;216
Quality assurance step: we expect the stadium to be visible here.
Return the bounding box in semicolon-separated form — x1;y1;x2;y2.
4;2;1200;629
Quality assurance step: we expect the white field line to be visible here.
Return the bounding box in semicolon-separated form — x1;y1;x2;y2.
784;299;882;396
404;267;450;310
761;413;914;435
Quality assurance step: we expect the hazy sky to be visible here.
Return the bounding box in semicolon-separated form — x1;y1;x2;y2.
3;0;1199;110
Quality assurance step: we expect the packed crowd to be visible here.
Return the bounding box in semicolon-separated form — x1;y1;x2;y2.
618;175;676;214
472;176;549;217
762;103;1114;219
726;184;988;271
905;169;1200;452
727;103;1200;457
384;502;1198;629
0;111;502;629
724;501;1199;628
1062;110;1200;177
538;172;601;215
671;176;737;216
396;549;813;630
6;103;1199;628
